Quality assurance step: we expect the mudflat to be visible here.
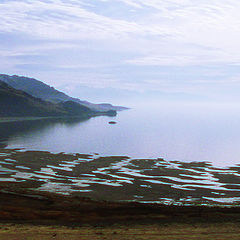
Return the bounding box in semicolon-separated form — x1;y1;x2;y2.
1;148;240;205
1;149;240;239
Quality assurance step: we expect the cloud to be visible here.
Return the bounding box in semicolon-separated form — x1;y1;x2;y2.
1;0;240;102
125;50;240;67
2;0;240;64
0;0;150;40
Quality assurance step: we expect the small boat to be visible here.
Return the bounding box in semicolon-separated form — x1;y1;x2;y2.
108;121;117;124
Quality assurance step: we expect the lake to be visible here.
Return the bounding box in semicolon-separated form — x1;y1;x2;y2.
1;102;240;167
2;102;240;205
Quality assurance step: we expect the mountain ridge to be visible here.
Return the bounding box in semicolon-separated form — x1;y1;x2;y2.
0;80;116;118
0;74;128;112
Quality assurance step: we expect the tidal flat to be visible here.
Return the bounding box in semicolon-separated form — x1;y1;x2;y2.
1;149;240;239
1;148;240;205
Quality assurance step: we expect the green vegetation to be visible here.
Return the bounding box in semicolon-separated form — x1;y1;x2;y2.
0;80;116;117
0;74;128;112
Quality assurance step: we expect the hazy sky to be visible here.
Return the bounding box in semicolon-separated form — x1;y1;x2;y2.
1;0;240;104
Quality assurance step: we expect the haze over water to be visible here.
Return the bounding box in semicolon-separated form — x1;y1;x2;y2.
2;101;240;167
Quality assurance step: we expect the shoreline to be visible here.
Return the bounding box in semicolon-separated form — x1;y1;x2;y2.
0;111;117;123
0;116;52;123
0;116;90;123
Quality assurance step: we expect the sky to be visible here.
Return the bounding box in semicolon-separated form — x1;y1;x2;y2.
1;0;240;105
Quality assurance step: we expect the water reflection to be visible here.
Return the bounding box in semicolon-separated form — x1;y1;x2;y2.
2;103;240;166
0;117;91;148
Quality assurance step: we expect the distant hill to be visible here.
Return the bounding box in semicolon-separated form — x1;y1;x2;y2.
0;80;66;117
0;74;128;112
0;80;116;117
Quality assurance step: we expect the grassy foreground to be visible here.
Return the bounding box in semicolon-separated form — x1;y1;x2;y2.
1;191;240;239
1;222;240;240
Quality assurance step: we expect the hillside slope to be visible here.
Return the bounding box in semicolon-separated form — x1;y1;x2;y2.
0;80;111;117
0;74;128;112
0;81;66;117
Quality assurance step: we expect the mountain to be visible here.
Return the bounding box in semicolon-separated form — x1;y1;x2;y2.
0;80;66;117
58;101;116;116
0;80;116;117
0;74;128;112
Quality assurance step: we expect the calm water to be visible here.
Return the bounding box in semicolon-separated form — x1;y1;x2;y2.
1;102;240;166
